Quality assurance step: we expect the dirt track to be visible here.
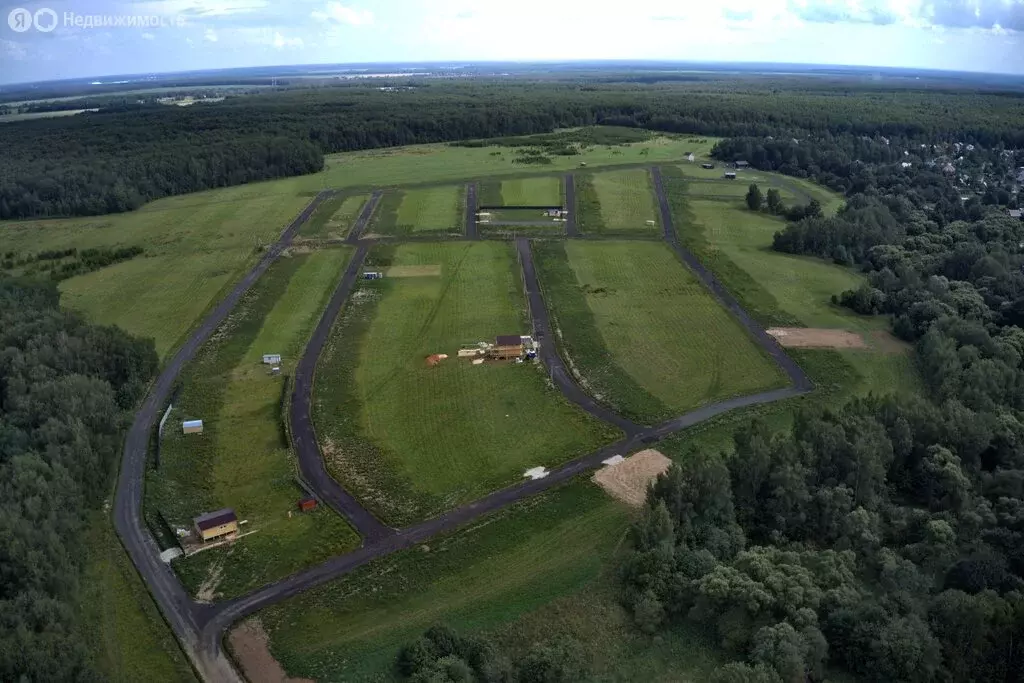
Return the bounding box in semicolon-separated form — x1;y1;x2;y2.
117;166;815;683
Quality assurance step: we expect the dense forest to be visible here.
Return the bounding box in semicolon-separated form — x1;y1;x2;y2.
3;79;1024;218
0;278;158;680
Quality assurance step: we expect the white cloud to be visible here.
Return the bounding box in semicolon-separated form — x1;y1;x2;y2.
132;0;268;18
205;28;218;42
311;2;374;26
272;31;304;49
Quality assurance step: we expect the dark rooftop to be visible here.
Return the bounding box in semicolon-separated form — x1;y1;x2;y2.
194;508;237;531
495;335;524;347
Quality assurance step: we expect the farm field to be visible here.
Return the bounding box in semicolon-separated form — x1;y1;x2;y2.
0;182;312;358
370;186;464;236
579;169;660;235
299;193;368;238
535;241;786;423
77;512;197;683
147;248;360;601
313;241;618;526
496;176;563;205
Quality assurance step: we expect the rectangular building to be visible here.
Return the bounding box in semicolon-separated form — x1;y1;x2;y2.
262;354;281;365
193;508;238;542
182;419;204;435
489;335;525;361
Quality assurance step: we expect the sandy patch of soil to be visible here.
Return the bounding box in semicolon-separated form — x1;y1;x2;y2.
767;327;868;349
593;449;672;507
196;561;224;603
229;618;314;683
384;264;442;277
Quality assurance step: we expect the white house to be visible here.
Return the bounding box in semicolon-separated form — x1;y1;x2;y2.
182;420;204;435
263;354;281;365
686;154;695;162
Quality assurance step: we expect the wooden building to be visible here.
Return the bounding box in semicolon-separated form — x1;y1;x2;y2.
298;498;318;512
193;508;238;542
489;335;525;361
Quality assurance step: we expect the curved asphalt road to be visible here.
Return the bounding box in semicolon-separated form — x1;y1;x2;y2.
119;165;815;683
114;190;337;683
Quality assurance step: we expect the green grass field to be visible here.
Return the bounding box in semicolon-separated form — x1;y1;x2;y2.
77;512;197;683
498;176;563;205
585;169;660;235
0;183;312;358
148;249;360;601
312;242;618;526
370;186;464;236
535;241;786;424
259;482;636;681
686;180;799;203
686;199;882;330
300;193;369;238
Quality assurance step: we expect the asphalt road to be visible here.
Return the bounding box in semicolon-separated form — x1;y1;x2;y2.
118;166;815;683
289;192;393;543
114;190;337;683
563;174;578;237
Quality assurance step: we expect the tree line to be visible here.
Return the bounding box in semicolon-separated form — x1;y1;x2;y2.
4;79;1024;219
0;278;158;680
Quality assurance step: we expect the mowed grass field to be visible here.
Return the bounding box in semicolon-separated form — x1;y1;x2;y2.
578;169;660;235
0;183;312;358
536;241;786;423
148;249;360;601
498;176;563;205
258;483;636;681
313;242;618;526
686;180;799;203
300;193;369;238
370;186;464;236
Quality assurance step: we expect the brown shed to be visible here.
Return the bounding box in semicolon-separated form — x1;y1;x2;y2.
298;498;318;512
193;508;238;542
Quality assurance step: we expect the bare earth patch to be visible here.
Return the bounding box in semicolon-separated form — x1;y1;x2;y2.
229;618;314;683
767;327;868;349
593;449;672;507
384;264;442;277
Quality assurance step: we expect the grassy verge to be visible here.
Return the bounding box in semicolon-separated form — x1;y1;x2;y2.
259;482;634;681
147;249;360;601
77;511;197;683
574;173;606;234
312;242;619;526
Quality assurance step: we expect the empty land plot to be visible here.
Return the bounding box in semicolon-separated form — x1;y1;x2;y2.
370;186;463;236
535;241;786;423
300;193;368;238
0;181;311;358
313;241;617;526
147;249;360;601
588;169;660;234
687;180;798;203
256;482;631;681
498;176;563;206
686;199;882;331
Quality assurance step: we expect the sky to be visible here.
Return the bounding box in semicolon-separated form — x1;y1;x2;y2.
0;0;1023;85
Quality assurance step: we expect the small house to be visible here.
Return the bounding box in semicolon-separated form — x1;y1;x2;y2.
701;163;715;170
489;335;525;361
734;161;750;169
1009;209;1023;220
298;498;318;512
182;420;204;435
270;366;281;375
262;354;281;365
193;508;238;542
686;154;695;162
364;271;383;280
645;220;656;226
544;209;561;217
724;172;737;180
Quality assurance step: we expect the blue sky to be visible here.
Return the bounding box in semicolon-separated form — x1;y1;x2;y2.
1;0;1023;84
